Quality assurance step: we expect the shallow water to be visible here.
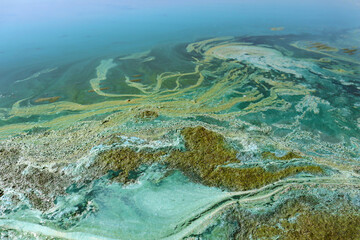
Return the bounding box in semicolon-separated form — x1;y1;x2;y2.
1;1;360;239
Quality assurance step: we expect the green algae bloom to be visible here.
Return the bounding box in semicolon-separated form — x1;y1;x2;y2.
93;126;324;192
93;147;166;183
261;151;302;161
0;28;359;239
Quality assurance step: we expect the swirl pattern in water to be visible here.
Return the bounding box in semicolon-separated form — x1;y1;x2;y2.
0;8;360;240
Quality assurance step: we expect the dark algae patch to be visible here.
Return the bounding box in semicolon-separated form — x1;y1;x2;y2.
206;165;323;191
261;151;302;160
1;31;360;239
168;126;323;191
168;126;239;180
231;195;360;240
93;147;165;183
0;148;71;211
134;110;159;121
95;126;323;191
0;126;324;212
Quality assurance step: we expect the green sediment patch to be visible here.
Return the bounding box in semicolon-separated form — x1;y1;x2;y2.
0;148;19;160
134;110;159;121
95;126;323;191
0;110;81;128
261;151;302;161
24;126;50;135
167;126;239;179
205;165;323;191
231;195;360;240
308;42;338;52
93;147;166;183
0;148;71;211
168;126;322;191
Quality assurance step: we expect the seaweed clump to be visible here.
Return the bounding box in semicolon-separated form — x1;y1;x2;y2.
168;127;323;191
93;147;165;183
94;126;323;191
248;197;360;240
308;42;337;52
261;151;302;161
168;126;239;181
342;48;358;55
34;96;61;103
206;165;322;191
0;148;70;211
135;110;159;121
221;194;360;240
0;148;19;160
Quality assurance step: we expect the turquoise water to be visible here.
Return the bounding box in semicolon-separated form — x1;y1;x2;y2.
1;0;359;72
1;0;359;108
1;167;226;239
1;1;360;239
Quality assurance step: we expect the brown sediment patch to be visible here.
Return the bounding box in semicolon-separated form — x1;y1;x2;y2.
342;48;358;55
93;148;166;183
34;96;61;103
270;27;284;31
135;110;159;120
21;167;70;211
95;126;323;191
277;210;360;240
0;125;323;211
130;78;142;82
0;148;70;211
0;148;19;161
167;126;238;180
206;165;323;191
88;87;109;93
261;151;302;161
92;126;237;185
168;127;322;191
232;196;360;240
308;42;337;52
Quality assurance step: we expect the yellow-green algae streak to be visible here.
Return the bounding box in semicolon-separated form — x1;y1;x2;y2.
0;35;360;240
1;37;313;138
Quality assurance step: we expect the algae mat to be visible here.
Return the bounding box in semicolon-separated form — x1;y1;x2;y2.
0;32;360;239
